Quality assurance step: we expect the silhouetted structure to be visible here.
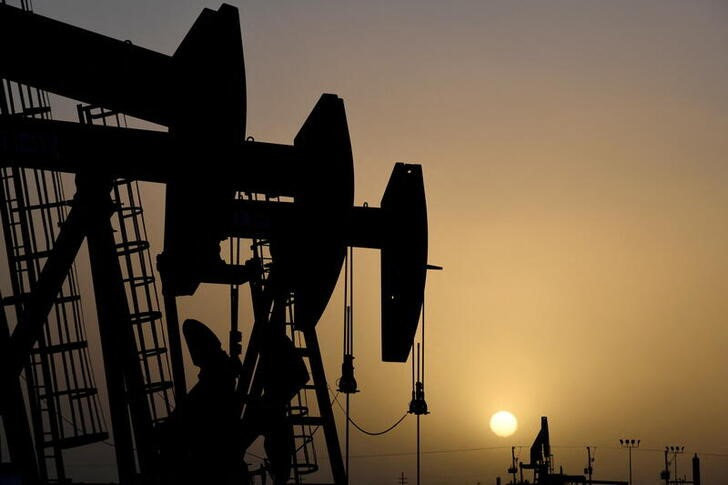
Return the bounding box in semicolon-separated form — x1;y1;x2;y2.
0;3;429;485
618;438;640;485
661;447;701;485
160;319;242;485
692;453;701;485
511;417;626;485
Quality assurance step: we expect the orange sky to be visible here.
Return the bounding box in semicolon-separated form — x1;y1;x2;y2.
5;0;728;483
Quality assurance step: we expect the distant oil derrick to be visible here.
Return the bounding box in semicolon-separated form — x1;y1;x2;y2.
510;417;627;485
505;418;702;485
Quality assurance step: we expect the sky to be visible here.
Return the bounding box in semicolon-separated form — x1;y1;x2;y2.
3;0;728;483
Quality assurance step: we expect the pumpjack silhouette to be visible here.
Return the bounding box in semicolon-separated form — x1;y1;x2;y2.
0;3;429;484
509;417;627;485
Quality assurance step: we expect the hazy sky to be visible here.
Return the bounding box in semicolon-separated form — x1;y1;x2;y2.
6;0;728;483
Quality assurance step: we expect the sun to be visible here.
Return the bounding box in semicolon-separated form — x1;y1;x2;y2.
490;410;518;437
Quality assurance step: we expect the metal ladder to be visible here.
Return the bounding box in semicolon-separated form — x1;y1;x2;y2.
245;191;340;485
77;104;176;426
0;93;109;485
282;293;321;480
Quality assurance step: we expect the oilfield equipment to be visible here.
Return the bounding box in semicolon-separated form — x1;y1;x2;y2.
0;3;431;485
509;418;628;485
507;419;703;485
661;447;701;485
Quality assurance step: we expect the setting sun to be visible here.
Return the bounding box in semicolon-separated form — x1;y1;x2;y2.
490;411;518;437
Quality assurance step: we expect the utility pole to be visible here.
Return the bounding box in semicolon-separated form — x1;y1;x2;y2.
508;446;519;485
584;447;594;485
661;448;670;485
398;472;408;485
619;438;640;485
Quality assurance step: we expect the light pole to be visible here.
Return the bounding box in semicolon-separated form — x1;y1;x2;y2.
619;438;640;485
666;446;685;483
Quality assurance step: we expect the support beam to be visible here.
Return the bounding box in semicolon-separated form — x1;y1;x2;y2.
238;269;274;411
160;286;186;403
0;295;39;485
228;201;384;248
0;3;173;125
302;327;346;485
8;203;86;376
0;116;298;192
80;173;155;480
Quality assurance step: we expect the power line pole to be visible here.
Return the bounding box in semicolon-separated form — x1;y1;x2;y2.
398;472;408;485
508;446;519;485
584;447;594;485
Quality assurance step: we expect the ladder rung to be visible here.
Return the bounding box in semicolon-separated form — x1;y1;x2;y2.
38;387;98;400
11;200;70;212
55;294;82;304
22;106;52;117
291;462;320;475
123;274;155;287
145;381;173;393
15;249;53;261
289;415;324;426
31;340;88;355
115;240;149;256
288;405;309;417
46;432;109;450
130;311;162;325
116;205;143;219
138;347;167;358
86;108;119;120
4;293;80;306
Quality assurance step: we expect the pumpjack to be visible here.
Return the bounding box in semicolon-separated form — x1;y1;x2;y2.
0;3;428;485
509;417;627;485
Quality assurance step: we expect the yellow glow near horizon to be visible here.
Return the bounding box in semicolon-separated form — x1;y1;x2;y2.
490;411;518;437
